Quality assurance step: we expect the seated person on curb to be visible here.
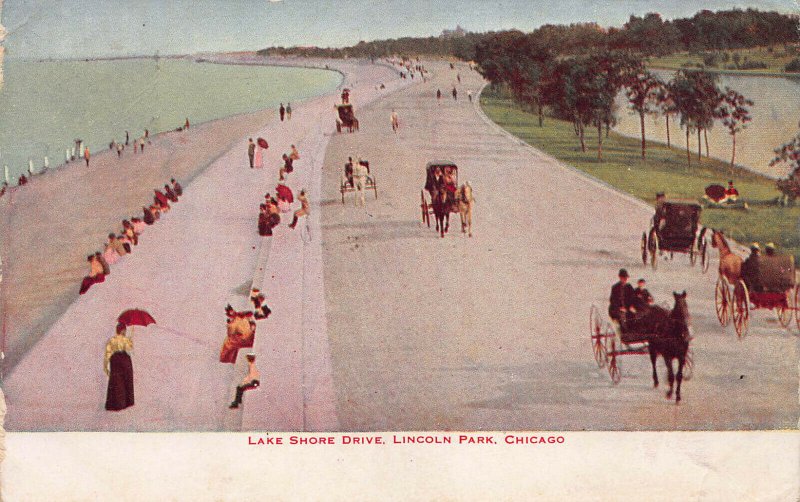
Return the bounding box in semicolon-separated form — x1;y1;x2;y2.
250;289;272;320
229;354;260;409
609;268;636;343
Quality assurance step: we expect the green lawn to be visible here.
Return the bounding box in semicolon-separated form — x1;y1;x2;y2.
649;46;800;77
480;88;800;259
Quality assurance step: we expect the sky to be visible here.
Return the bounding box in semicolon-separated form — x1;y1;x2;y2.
1;0;798;59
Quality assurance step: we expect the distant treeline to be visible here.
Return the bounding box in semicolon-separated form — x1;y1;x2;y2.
258;9;799;60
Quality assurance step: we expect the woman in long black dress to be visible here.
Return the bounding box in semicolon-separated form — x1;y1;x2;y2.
104;323;135;411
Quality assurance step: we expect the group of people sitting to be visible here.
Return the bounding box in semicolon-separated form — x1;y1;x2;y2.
79;178;182;295
258;143;309;235
741;241;781;293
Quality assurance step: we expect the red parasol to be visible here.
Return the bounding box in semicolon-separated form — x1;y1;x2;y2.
275;184;294;203
118;309;156;327
257;138;268;149
154;190;169;206
705;184;726;202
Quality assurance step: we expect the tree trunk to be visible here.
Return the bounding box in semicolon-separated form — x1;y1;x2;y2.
697;128;702;162
605;123;610;138
597;122;603;161
686;128;691;168
730;132;736;174
665;115;671;148
579;123;586;152
640;111;646;159
538;101;544;127
704;129;710;158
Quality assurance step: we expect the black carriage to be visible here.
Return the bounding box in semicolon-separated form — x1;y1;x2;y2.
642;200;708;272
420;161;459;227
722;254;800;338
335;104;359;133
589;305;693;385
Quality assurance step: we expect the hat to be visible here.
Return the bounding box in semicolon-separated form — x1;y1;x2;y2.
750;243;760;251
618;268;629;278
655;192;665;198
766;242;775;250
637;278;646;283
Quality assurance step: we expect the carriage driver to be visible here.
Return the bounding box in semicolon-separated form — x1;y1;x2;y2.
653;192;667;233
609;269;637;344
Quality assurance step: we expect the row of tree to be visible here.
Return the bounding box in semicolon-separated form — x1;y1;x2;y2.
258;9;799;60
475;34;753;170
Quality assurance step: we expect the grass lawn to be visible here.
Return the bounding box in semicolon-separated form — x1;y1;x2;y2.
480;88;800;259
649;46;800;77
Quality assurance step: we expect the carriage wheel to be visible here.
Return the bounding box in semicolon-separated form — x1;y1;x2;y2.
648;229;659;270
776;290;793;329
589;306;606;368
641;232;648;266
683;348;694;381
336;121;342;133
733;280;750;339
701;240;710;273
715;276;730;327
372;175;378;199
340;182;346;204
606;337;621;384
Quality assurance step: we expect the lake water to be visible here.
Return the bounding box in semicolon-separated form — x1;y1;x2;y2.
0;58;341;182
614;71;800;179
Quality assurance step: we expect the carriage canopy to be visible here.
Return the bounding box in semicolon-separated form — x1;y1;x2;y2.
337;104;355;122
744;254;796;293
425;161;458;193
659;201;701;243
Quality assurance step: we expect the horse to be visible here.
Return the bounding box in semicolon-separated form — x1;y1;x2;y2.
711;229;742;284
431;188;451;238
458;182;474;237
643;291;692;404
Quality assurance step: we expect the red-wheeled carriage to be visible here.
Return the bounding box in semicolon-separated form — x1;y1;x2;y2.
642;201;708;272
589;305;693;385
723;254;800;338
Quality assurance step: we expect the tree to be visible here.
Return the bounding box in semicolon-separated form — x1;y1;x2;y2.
716;87;753;172
772;125;800;204
625;69;662;159
671;70;720;167
656;81;677;148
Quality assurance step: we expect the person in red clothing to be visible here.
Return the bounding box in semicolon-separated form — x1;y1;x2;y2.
724;180;739;202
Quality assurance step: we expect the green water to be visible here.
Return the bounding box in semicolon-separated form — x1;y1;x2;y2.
0;58;341;181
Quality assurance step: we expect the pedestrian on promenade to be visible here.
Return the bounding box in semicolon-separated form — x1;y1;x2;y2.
289;144;300;161
229;354;260;409
286;103;292;120
353;158;368;207
125;131;129;145
468;90;473;102
145;129;150;144
84;146;90;167
457;73;461;83
289;189;309;229
279;103;286;122
452;87;458;100
184;118;190;130
117;143;123;158
391;109;399;132
134;140;138;154
139;137;145;153
247;138;255;168
171;178;183;197
437;89;442;100
105;323;135;411
280;154;293;181
254;140;264;169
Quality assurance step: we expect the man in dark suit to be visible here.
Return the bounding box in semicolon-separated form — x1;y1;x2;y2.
609;269;636;339
247;138;255;168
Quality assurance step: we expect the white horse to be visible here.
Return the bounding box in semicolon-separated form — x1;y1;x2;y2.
458;182;474;237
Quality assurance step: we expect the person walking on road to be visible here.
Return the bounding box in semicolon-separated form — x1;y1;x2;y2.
436;89;442;101
84;146;91;167
104;323;135;411
391;109;399;133
286;103;292;120
247;138;256;168
452;87;458;101
279;103;286;122
289;189;310;229
468;90;473;102
353;157;369;207
229;354;260;409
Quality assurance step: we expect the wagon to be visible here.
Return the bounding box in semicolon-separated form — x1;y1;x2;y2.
340;160;377;203
335;104;359;133
420;161;459;227
722;253;800;338
589;305;693;385
642;200;708;272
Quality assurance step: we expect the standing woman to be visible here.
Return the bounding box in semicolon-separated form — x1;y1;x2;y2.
104;323;135;411
254;139;265;169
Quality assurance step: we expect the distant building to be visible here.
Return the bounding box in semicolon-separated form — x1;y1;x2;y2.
440;25;467;39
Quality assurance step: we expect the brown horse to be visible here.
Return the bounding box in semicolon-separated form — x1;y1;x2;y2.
711;230;742;284
458;182;474;237
431;188;451;238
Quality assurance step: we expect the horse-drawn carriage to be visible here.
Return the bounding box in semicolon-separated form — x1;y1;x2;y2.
716;253;800;338
420;161;473;238
589;297;693;402
642;200;709;272
335;104;359;133
340;159;377;203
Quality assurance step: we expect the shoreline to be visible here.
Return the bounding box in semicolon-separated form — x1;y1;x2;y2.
0;54;359;375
